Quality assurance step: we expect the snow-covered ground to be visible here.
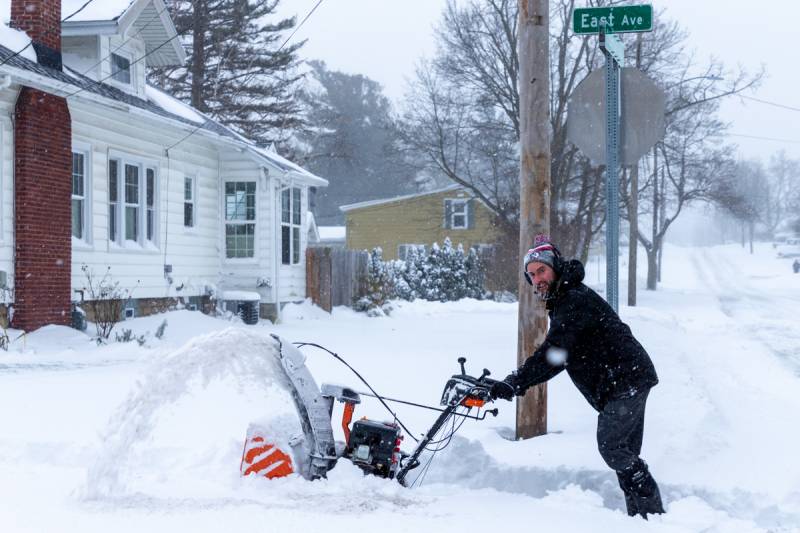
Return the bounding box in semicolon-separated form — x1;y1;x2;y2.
0;243;798;532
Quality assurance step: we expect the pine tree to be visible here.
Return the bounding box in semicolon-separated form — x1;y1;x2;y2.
149;0;305;146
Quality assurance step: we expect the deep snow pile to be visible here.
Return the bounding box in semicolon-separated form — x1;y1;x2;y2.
85;328;299;500
0;243;798;532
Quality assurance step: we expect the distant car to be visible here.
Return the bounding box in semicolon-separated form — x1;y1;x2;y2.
774;234;800;256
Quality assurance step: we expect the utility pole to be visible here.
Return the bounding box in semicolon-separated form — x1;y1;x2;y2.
516;0;550;439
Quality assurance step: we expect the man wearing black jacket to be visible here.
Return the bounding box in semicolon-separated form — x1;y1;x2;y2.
490;236;665;518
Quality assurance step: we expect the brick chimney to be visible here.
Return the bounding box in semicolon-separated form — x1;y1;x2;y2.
10;0;63;69
10;0;73;331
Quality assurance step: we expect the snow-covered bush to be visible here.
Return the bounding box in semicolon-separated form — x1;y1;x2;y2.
353;240;487;314
353;248;394;315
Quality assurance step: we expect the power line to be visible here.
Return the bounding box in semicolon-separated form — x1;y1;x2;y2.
63;31;183;99
164;0;325;153
59;3;172;90
728;133;800;145
735;94;800;114
0;0;99;67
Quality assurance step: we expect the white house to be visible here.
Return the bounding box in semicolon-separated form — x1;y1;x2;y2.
0;0;326;330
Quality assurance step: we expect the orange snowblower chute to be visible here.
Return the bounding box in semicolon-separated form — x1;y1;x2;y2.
240;431;294;479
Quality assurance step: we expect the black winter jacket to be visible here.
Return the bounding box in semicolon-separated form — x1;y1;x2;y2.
512;259;658;411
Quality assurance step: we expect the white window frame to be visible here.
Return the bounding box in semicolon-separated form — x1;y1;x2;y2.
224;180;257;260
450;199;468;229
109;50;133;86
281;186;302;266
108;152;159;251
184;175;196;229
71;142;92;247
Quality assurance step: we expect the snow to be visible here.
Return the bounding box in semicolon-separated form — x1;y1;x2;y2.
0;8;36;62
318;226;346;240
0;243;799;531
220;290;261;302
145;85;206;124
61;0;134;22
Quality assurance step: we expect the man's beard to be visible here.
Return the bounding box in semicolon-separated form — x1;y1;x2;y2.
535;280;558;301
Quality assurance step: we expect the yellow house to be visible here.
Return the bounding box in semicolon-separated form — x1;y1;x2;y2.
340;185;499;260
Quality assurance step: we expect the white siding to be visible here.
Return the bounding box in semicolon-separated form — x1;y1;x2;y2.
0;82;313;308
69;99;222;301
0;86;15;293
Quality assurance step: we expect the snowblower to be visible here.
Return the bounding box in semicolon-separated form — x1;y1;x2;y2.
240;335;501;487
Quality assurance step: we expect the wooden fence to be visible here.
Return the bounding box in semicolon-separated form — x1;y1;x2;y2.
306;247;369;312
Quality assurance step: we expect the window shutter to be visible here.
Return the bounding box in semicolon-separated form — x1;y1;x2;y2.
444;199;452;229
467;199;475;229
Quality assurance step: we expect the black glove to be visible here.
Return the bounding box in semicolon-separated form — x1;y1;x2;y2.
489;377;516;401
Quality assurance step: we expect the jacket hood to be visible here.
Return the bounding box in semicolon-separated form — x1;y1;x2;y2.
558;259;585;290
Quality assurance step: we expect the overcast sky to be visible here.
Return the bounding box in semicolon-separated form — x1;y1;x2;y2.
279;0;800;164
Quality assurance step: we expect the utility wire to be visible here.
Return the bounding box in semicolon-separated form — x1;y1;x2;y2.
293;342;421;443
63;32;183;99
735;94;800;114
727;133;800;145
0;0;99;67
163;0;325;153
58;3;172;91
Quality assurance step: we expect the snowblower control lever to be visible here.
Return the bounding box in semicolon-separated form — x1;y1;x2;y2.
396;358;501;487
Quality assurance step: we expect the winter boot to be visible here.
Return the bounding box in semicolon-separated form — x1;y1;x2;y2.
616;472;639;517
618;460;665;519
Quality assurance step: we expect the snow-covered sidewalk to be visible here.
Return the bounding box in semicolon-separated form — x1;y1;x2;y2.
0;243;798;532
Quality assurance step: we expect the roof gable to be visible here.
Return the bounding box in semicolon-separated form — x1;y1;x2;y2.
61;0;184;67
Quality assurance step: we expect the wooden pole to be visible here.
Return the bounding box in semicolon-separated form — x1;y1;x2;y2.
516;0;550;440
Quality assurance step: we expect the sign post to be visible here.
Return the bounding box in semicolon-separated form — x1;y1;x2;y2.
600;23;621;312
569;4;657;313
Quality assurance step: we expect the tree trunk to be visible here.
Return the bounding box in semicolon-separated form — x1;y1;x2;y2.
749;221;754;254
646;247;658;290
190;0;208;111
516;0;550;440
628;164;638;306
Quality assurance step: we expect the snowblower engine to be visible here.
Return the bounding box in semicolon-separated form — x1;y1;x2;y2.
346;419;403;478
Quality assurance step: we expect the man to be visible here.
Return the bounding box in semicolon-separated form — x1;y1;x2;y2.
490;235;664;519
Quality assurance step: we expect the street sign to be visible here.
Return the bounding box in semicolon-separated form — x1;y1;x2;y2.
573;5;653;34
601;33;624;65
566;67;665;166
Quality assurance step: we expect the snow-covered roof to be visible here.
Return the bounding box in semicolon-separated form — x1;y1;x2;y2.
62;0;135;22
0;0;324;188
339;184;464;212
0;16;35;61
318;226;346;241
60;0;184;68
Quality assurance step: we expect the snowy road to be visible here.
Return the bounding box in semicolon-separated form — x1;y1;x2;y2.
693;246;800;374
0;243;798;532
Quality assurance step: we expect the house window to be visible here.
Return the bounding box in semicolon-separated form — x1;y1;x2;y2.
109;160;118;242
71;152;86;240
184;176;195;228
108;156;158;247
146;168;156;241
281;187;301;265
111;53;131;84
225;181;256;258
451;199;468;229
124;164;139;242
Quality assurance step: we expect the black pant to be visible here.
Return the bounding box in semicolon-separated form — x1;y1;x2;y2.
597;389;664;517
